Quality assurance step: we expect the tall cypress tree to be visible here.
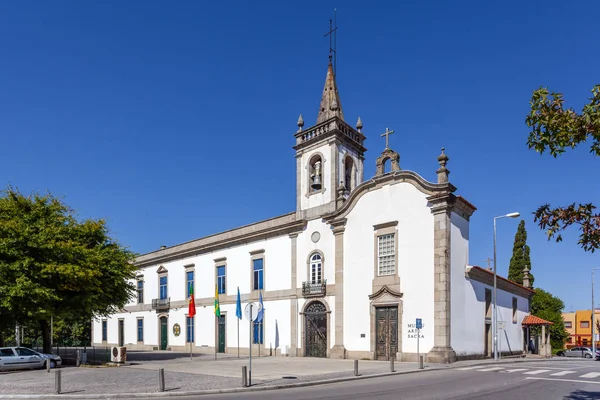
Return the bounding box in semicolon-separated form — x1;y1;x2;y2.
508;220;534;286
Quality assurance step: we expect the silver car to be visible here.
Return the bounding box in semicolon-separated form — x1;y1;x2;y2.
564;347;594;358
0;347;62;371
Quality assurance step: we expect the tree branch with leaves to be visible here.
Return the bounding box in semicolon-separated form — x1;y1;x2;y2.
526;84;600;252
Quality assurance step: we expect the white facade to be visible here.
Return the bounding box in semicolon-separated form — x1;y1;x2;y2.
94;61;533;363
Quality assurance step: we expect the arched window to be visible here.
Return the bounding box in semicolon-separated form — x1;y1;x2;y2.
344;156;354;191
310;253;322;284
309;155;323;193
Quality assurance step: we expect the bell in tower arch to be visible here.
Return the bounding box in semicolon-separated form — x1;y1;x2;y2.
311;160;322;190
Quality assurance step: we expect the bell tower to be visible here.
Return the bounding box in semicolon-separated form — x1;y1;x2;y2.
294;61;367;217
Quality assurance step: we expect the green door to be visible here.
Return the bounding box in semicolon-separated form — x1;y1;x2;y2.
218;315;226;353
160;317;168;350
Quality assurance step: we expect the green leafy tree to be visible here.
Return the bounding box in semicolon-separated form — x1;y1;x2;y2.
0;186;137;353
508;220;533;286
526;85;600;252
530;288;569;351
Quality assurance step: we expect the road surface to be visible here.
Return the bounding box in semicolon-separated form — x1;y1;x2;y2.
135;359;600;400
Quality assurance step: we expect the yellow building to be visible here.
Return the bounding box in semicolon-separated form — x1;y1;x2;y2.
562;312;575;348
562;310;600;348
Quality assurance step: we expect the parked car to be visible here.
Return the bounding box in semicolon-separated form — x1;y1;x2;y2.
595;349;600;361
0;347;62;371
560;347;594;358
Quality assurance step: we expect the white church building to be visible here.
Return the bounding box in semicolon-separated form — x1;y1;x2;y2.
92;61;535;363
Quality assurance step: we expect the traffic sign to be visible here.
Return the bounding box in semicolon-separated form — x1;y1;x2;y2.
244;302;262;321
416;318;422;330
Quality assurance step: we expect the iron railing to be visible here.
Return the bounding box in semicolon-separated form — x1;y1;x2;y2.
152;297;170;310
302;280;326;297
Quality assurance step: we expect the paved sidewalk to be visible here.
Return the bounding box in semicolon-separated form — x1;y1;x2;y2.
0;354;560;398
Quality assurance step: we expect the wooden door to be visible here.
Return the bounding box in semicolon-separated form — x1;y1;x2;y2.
160;317;168;350
218;315;226;353
375;307;398;361
485;323;491;357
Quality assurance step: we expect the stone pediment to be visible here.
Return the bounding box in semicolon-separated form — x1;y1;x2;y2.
369;285;403;306
156;265;168;274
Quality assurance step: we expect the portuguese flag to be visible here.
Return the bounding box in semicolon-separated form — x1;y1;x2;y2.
188;283;196;317
214;284;221;317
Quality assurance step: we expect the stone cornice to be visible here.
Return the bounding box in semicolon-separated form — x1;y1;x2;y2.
324;170;457;225
294;117;367;155
427;192;457;215
330;218;347;235
454;196;477;220
466;266;535;299
135;213;307;268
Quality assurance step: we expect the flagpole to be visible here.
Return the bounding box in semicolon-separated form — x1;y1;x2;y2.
237;317;240;359
215;314;217;360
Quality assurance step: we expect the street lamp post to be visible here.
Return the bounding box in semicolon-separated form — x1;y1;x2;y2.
592;268;600;356
493;212;520;361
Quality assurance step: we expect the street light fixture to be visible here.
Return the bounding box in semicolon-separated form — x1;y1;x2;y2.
592;267;600;356
493;212;520;361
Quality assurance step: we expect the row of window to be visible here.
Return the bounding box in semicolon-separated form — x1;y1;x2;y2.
136;258;266;304
101;316;264;344
565;321;589;329
134;232;399;306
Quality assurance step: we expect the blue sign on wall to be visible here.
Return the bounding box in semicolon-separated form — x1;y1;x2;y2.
416;318;422;330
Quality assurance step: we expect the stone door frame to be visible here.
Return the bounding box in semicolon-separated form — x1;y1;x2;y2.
369;285;403;361
300;299;331;358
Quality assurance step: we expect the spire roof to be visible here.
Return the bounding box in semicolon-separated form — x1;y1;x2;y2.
316;62;344;124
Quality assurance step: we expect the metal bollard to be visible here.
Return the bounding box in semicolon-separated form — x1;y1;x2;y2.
242;366;248;387
55;370;61;394
76;350;81;367
419;355;424;370
390;357;395;372
158;368;165;392
46;359;50;373
354;359;359;376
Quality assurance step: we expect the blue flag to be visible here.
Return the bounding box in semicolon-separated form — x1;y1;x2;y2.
235;287;242;320
257;291;264;322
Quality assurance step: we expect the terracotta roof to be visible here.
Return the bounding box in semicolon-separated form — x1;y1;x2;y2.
470;266;535;294
522;315;554;326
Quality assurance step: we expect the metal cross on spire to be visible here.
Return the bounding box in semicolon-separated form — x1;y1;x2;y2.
381;127;395;150
323;9;338;76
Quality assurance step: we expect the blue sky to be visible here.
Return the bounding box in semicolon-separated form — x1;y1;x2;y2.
1;1;598;310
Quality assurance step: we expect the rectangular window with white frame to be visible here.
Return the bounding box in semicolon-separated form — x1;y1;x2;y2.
137;280;144;304
377;233;396;276
217;266;226;294
253;318;263;344
159;276;168;300
137;318;143;342
186;270;194;298
102;320;107;342
250;250;265;291
186;316;194;343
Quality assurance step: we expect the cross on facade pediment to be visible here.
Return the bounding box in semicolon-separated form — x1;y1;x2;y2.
381;127;394;150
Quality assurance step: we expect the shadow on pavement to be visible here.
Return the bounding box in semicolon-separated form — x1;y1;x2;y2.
565;389;600;399
125;351;237;362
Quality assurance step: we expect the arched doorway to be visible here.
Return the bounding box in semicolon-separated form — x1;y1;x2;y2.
159;316;168;350
304;301;327;358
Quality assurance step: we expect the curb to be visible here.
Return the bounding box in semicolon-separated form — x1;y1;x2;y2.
0;357;558;399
